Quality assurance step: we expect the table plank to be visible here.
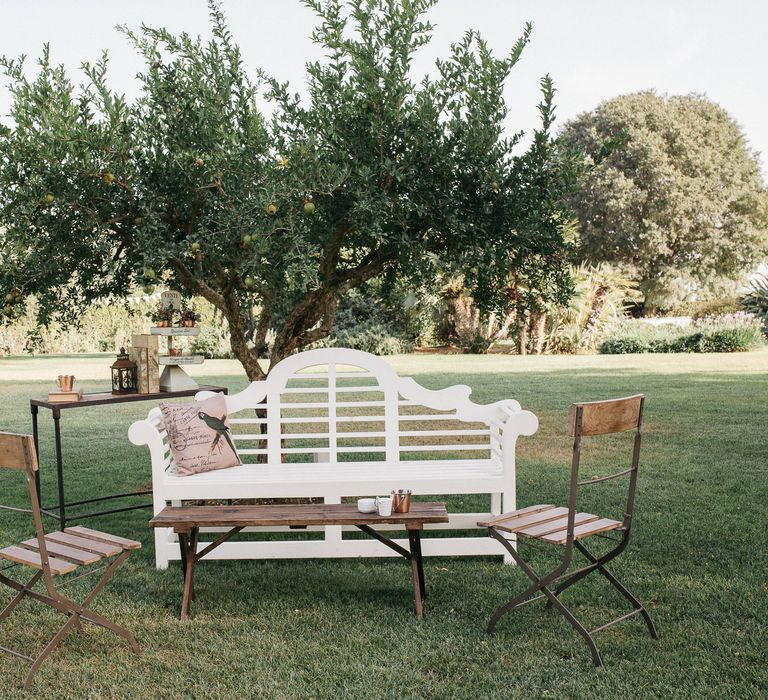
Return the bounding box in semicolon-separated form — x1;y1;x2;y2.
150;502;449;530
30;385;227;410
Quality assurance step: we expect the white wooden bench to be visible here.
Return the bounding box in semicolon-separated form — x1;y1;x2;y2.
128;348;538;569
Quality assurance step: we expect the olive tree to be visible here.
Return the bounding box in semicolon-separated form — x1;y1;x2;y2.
561;91;768;312
0;0;576;378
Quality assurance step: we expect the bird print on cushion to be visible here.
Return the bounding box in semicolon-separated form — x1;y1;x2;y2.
198;411;238;457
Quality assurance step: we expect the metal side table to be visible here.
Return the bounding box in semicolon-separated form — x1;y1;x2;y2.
30;385;228;530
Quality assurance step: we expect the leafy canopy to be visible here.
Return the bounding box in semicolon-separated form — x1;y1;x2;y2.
561;90;768;312
0;0;579;377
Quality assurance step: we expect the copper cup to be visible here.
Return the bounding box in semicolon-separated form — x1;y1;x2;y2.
391;489;412;513
57;375;75;392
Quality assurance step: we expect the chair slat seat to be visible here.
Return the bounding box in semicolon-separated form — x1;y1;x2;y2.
481;504;621;543
44;531;123;557
0;546;77;576
477;504;555;527
479;505;567;532
64;526;141;550
540;517;622;545
21;538;102;566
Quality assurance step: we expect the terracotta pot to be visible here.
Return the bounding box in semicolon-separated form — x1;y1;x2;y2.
181;319;195;328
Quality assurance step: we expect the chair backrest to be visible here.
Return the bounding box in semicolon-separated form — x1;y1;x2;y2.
564;395;645;547
0;431;55;589
0;432;38;472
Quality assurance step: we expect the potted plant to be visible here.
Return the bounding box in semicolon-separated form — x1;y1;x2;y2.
179;306;200;328
151;303;175;328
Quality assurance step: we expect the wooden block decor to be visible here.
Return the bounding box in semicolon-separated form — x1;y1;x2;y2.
129;347;149;394
130;334;161;394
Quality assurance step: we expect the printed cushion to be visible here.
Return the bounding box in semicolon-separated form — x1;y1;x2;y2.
159;394;242;476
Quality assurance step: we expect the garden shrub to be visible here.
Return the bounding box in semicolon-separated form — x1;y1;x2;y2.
312;289;415;356
598;335;650;354
0;298;152;355
600;313;764;354
190;326;234;359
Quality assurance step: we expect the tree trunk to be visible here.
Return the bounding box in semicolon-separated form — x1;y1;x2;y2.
580;283;610;351
532;312;547;354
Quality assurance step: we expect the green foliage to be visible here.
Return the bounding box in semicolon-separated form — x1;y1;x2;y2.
0;298;153;355
741;272;768;331
189;325;233;359
314;290;413;355
562;91;768;312
543;263;636;353
0;294;227;356
599;313;764;354
686;296;741;319
0;0;578;379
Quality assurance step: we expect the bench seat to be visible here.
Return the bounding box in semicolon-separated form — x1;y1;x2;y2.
161;459;504;500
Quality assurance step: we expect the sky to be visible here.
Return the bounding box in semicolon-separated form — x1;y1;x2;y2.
1;0;767;179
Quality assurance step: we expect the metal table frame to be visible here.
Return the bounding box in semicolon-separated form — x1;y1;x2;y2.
30;385;228;530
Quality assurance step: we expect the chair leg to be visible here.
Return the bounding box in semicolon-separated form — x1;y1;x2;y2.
62;551;141;654
0;570;43;623
486;529;604;667
574;541;658;640
5;551;140;690
23;613;80;691
547;536;626;605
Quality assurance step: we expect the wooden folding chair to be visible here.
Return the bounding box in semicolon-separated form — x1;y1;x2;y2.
479;395;658;666
0;432;141;690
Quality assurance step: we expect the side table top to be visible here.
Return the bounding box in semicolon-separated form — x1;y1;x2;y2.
30;384;228;410
150;502;449;531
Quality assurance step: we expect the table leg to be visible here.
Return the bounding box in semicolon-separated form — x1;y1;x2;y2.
180;528;198;620
30;404;41;504
178;533;188;582
52;408;66;530
413;528;426;601
408;529;425;619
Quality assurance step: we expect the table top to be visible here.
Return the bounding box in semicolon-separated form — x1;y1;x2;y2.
150;502;449;531
30;384;228;410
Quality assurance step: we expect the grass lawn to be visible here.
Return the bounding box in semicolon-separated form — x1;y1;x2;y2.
0;351;766;699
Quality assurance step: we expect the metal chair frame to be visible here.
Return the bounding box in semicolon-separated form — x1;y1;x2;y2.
485;395;658;666
0;432;140;690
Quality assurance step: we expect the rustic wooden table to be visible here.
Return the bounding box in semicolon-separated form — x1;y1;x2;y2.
30;385;228;529
150;502;449;620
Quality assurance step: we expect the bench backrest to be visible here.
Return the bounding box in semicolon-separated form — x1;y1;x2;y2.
132;348;537;470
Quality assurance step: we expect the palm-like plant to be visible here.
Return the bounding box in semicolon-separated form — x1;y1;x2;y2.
741;273;768;332
544;264;638;353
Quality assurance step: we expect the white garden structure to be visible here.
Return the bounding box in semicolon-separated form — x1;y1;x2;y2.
129;348;538;569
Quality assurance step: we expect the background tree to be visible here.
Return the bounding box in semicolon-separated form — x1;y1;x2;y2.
561;91;768;312
0;0;577;378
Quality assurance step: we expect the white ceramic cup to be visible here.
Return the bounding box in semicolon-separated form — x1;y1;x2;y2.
376;496;393;517
357;498;377;514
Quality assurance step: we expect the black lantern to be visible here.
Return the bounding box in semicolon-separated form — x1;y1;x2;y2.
111;347;138;395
